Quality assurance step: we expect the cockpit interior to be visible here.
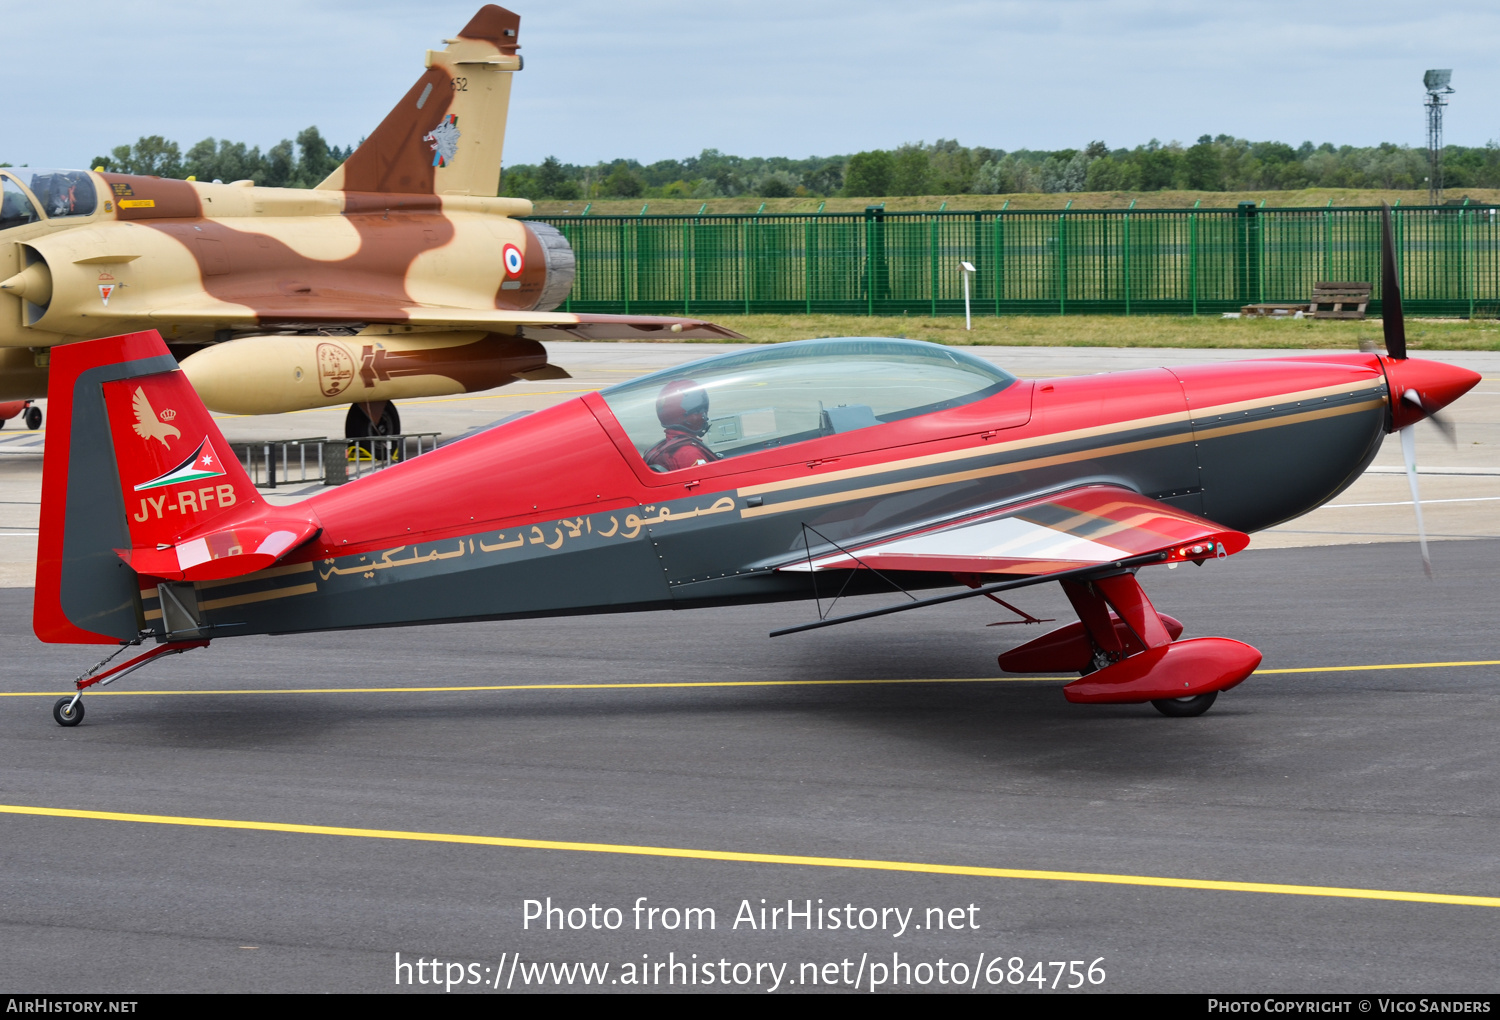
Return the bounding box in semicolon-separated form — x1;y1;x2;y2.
0;169;98;231
601;338;1016;471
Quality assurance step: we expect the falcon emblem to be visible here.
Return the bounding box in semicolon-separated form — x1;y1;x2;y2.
131;386;181;447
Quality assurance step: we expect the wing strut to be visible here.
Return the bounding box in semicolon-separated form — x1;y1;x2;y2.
770;551;1169;638
800;522;918;624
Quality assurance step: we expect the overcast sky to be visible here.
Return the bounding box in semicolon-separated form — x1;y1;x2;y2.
3;0;1494;170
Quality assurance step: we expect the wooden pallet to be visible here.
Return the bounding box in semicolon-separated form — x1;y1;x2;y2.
1309;281;1371;320
1240;303;1308;318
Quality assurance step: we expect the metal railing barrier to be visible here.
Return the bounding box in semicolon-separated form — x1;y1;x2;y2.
230;433;440;488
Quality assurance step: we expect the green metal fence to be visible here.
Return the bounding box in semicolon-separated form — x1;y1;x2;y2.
531;204;1500;318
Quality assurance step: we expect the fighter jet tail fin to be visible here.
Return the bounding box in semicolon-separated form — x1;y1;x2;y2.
317;5;523;198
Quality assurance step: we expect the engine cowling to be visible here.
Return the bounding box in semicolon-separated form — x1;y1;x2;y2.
179;331;567;415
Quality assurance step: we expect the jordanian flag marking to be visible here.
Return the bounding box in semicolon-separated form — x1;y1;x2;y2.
134;439;227;492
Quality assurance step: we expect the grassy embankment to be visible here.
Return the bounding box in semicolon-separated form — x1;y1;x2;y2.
532;188;1500;217
647;315;1500;351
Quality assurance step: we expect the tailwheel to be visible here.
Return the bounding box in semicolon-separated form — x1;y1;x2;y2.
1151;691;1217;718
52;696;84;727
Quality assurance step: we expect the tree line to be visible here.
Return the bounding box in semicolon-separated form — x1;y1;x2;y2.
26;131;1500;198
85;127;351;189
507;137;1500;200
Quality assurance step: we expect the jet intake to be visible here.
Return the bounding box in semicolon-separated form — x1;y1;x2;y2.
179;331;568;415
0;261;52;306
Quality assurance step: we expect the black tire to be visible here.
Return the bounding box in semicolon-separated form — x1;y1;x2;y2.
344;402;401;439
52;697;84;727
25;405;42;430
1151;691;1217;717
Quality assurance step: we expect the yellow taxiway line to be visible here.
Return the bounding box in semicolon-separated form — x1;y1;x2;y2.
1;802;1496;909
0;660;1494;698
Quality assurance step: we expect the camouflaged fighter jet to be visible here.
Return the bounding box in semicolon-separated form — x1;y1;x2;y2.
0;5;740;438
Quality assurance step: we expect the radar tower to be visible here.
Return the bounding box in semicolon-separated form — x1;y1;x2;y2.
1423;69;1454;205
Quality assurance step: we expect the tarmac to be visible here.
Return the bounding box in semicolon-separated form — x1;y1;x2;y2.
1;343;1498;993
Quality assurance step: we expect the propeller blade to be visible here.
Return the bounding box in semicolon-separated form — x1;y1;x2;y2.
1402;388;1459;447
1399;425;1432;578
1381;203;1407;360
1427;408;1458;447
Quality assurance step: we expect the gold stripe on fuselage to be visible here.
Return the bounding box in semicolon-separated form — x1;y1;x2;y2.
142;580;318;620
737;377;1382;502
739;396;1386;520
198;582;319;612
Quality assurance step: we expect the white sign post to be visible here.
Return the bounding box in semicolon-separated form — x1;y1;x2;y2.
959;261;977;331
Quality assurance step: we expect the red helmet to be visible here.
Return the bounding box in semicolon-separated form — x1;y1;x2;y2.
656;379;710;435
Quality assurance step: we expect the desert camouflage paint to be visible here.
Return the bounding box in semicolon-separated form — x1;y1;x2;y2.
0;6;738;411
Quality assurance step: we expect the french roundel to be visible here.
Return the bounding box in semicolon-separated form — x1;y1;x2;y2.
502;243;524;277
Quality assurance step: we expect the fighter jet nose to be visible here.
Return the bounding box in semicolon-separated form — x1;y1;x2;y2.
1385;357;1482;430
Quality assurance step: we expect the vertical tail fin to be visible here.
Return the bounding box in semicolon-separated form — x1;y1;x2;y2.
317;5;522;197
35;331;319;644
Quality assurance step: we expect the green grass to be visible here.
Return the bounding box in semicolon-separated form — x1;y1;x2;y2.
650;314;1500;351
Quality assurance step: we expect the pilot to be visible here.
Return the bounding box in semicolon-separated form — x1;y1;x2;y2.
644;379;719;472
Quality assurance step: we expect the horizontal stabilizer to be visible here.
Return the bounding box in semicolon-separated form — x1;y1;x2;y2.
117;514;319;583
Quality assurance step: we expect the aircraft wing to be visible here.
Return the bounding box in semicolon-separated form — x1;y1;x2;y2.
777;485;1249;578
142;302;745;340
404;309;747;341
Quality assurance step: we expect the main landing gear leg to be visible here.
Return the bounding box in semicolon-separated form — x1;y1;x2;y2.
51;639;211;727
996;573;1261;716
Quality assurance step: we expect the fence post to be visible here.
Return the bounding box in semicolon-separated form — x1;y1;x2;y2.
1257;205;1265;302
1123;205;1132;316
930;217;938;318
1058;211;1067;316
804;219;813;315
1189;208;1198;317
562;224;573;312
865;215;874;317
682;221;691;316
1324;205;1333;282
743;220;752;315
618;219;629;315
993;215;1003;316
1395;207;1404;305
1465;207;1473;319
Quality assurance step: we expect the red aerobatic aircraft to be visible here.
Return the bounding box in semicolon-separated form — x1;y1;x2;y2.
35;209;1480;725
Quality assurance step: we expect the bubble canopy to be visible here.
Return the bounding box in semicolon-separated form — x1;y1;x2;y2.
599;337;1016;466
0;169;97;219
